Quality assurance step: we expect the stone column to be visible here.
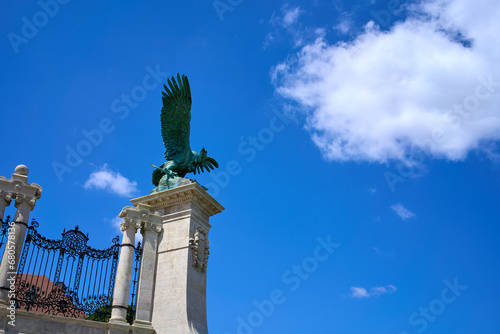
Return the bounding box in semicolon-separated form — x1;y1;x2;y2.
130;182;224;334
0;165;42;307
109;207;141;324
133;220;162;329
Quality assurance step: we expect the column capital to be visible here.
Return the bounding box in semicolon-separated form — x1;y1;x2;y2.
142;221;162;234
120;217;141;232
0;165;42;206
14;194;39;211
119;204;163;233
0;189;13;205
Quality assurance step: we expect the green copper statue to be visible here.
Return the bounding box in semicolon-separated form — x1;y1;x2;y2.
151;74;218;192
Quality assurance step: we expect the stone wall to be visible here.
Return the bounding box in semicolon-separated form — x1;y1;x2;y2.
0;307;152;334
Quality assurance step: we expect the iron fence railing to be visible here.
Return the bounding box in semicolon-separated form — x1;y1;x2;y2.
8;219;141;323
0;216;13;264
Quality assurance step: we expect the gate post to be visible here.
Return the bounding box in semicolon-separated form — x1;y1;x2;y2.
109;204;162;331
130;182;223;334
0;165;42;307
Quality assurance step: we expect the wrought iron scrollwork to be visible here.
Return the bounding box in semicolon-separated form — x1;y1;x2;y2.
0;216;11;258
13;220;137;323
127;241;142;323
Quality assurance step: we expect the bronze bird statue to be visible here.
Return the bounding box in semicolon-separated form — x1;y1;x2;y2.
151;74;218;192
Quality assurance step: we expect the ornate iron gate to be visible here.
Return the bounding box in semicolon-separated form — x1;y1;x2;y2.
0;216;11;262
126;241;142;323
11;218;140;322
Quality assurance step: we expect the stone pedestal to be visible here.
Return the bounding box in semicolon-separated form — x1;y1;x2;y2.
130;182;223;334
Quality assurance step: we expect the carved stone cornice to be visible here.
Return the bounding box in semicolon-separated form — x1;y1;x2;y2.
189;226;209;272
130;183;224;218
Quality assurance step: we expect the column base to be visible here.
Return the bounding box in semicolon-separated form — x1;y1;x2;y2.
107;320;155;334
133;319;154;329
108;317;128;325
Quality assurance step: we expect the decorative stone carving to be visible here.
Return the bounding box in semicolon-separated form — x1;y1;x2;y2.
119;205;134;218
143;221;162;234
139;209;150;220
120;218;141;232
12;179;25;191
15;194;38;210
189;226;209;272
119;205;162;235
0;165;42;204
0;190;12;205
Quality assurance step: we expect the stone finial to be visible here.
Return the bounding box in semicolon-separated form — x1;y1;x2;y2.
14;164;29;176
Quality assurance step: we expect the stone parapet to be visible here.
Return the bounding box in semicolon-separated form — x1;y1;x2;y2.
0;307;154;334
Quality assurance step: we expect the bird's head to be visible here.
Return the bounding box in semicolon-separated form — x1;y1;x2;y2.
189;148;218;174
199;148;208;159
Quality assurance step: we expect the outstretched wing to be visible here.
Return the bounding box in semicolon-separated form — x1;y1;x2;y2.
161;74;192;160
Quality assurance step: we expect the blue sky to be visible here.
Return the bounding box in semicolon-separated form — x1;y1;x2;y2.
1;0;500;333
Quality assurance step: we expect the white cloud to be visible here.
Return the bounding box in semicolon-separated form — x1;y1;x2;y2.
263;32;275;49
272;0;500;164
391;203;416;220
264;6;320;49
111;215;123;231
350;286;370;298
334;13;354;35
83;164;138;197
283;7;301;28
334;19;352;35
350;284;396;298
